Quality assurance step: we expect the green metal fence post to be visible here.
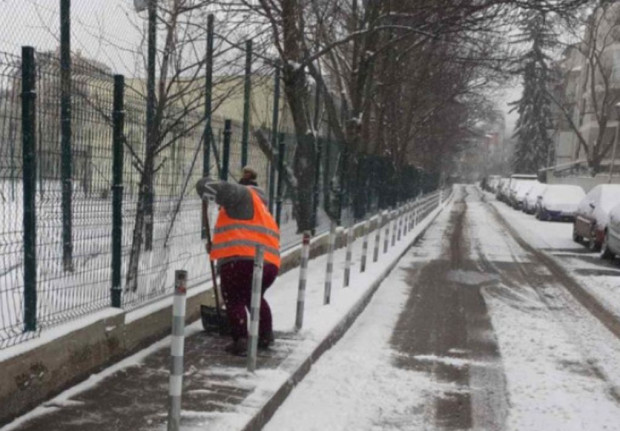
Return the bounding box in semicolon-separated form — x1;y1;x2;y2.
111;75;125;308
60;0;73;272
22;46;37;332
221;119;231;181
268;63;280;214
241;39;252;169
276;134;285;226
145;0;157;251
202;13;214;239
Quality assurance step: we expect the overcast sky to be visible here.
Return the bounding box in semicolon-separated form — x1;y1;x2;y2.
0;0;144;75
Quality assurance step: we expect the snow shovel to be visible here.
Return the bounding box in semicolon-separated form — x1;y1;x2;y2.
200;200;230;336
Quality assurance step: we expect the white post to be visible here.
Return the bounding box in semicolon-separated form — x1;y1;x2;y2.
360;218;370;272
167;270;187;431
403;204;409;235
397;208;403;241
344;223;354;287
391;211;397;247
295;232;311;330
373;212;381;262
383;211;390;253
247;245;264;372
324;220;337;304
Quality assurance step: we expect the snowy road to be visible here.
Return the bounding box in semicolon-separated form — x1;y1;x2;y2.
264;185;620;431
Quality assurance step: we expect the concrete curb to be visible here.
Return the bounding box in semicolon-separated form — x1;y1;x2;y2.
240;199;450;431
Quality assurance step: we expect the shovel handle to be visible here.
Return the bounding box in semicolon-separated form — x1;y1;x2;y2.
202;200;223;320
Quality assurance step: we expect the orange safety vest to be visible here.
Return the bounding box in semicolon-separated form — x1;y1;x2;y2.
211;188;281;268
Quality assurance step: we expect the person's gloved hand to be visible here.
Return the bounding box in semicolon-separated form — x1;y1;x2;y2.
196;178;217;201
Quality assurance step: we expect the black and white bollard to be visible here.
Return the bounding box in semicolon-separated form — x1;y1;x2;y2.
391;211;397;247
373;213;382;263
360;218;369;272
383;212;390;254
168;270;188;431
295;232;311;331
324;220;336;305
344;223;354;287
247;245;265;372
397;208;403;241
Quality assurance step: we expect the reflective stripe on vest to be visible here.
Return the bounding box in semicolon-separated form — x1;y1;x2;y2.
211;188;281;267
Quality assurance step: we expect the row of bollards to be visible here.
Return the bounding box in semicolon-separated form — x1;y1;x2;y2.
167;189;450;429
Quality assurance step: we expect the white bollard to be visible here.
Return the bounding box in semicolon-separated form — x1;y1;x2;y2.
373;212;382;262
360;218;369;272
344;223;354;287
383;212;390;253
324;220;337;305
397;208;403;241
295;232;311;331
391;211;397;247
247;245;265;372
168;270;188;431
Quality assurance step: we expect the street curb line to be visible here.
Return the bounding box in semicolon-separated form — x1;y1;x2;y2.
240;200;450;431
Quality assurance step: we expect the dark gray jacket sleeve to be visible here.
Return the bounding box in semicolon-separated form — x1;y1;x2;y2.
196;178;267;220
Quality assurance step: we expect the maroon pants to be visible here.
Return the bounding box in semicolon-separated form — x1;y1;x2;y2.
219;260;278;342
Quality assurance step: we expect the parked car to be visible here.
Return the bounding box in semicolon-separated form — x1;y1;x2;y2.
535;184;586;221
496;178;510;202
513;181;537;210
523;182;547;214
600;202;620;259
507;175;537;207
573;184;620;250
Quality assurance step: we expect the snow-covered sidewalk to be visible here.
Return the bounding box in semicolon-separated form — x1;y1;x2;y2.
1;196;449;431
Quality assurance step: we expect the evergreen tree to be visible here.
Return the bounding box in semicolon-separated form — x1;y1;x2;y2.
511;11;556;174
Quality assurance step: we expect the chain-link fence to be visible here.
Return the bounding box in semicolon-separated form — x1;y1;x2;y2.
0;3;441;350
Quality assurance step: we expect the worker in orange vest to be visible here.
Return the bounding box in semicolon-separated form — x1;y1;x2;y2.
196;167;280;355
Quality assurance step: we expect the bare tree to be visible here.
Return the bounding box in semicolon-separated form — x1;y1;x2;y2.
548;3;620;174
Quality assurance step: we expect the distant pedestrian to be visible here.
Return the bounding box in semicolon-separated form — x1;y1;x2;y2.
196;169;279;356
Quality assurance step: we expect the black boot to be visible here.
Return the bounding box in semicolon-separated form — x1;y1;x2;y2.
225;338;247;356
258;332;274;350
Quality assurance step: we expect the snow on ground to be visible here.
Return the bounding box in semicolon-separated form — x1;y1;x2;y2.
263;198;452;431
488;193;620;321
0;191;446;431
471;189;620;430
263;186;620;431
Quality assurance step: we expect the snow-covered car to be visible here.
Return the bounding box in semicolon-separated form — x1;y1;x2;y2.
535;184;586;221
573;184;620;250
513;181;537;210
523;182;547;214
495;178;510;202
507;175;537;208
600;202;620;260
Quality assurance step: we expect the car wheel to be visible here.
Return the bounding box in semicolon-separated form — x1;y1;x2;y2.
600;230;614;260
572;225;582;243
588;228;601;252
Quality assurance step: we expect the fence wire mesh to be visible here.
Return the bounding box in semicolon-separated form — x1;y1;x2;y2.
0;3;441;351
